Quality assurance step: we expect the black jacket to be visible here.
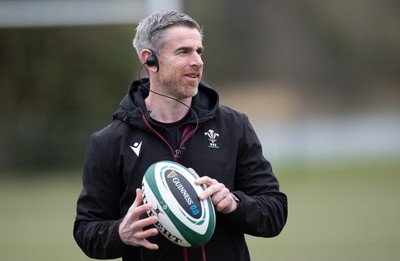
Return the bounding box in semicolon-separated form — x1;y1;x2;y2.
74;79;288;261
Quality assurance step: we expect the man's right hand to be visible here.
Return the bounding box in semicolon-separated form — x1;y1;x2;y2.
119;188;159;250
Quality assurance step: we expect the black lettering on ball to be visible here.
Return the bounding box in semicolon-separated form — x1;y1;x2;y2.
165;170;202;218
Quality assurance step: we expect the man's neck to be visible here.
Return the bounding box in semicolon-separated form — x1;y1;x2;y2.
145;93;191;123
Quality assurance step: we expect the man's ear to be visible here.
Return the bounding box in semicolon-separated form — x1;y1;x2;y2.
140;49;159;72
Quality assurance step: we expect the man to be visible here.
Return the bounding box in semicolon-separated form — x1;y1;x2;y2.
74;10;287;261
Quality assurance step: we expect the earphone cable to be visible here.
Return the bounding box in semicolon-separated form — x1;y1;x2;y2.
138;63;200;141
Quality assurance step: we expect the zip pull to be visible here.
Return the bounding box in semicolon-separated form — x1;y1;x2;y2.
122;115;131;122
174;147;186;161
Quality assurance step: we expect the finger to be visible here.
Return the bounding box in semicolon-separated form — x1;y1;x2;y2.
208;189;226;204
124;190;153;224
141;239;159;250
214;195;233;213
131;188;143;209
196;177;221;200
198;186;215;200
133;215;158;231
194;176;216;187
199;182;224;200
194;176;207;185
129;233;159;250
134;227;159;240
193;175;213;199
134;188;155;214
126;188;144;216
124;203;152;224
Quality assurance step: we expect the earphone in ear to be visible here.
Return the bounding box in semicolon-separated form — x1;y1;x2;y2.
145;48;159;71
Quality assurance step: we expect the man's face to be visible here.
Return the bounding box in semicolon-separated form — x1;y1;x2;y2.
156;26;204;99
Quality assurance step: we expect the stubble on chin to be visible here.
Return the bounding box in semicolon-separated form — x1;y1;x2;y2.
160;79;199;99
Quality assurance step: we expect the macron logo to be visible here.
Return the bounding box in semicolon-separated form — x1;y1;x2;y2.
130;141;142;157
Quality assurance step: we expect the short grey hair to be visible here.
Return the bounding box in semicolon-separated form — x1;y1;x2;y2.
133;10;203;56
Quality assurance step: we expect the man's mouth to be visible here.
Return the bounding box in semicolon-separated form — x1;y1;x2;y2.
185;72;200;79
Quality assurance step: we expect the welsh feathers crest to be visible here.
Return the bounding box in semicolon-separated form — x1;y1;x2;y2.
204;129;220;148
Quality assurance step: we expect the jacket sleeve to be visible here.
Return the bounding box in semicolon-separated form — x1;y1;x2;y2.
73;132;134;259
224;114;288;237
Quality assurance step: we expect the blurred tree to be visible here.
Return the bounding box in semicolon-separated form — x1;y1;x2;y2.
0;26;137;174
0;0;399;174
185;0;400;110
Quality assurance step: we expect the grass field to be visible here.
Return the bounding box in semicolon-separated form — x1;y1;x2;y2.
0;158;399;261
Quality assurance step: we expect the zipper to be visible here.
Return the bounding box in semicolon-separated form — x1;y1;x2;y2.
174;125;197;162
141;112;196;162
141;111;207;261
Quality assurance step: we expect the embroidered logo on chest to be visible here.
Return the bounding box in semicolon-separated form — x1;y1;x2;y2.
204;129;220;149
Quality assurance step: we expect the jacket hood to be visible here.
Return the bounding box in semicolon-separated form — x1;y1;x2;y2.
114;78;219;124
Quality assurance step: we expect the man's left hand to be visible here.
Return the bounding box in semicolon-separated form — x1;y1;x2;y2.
190;169;238;214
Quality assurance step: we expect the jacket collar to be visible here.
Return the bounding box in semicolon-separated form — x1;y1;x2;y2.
113;78;219;124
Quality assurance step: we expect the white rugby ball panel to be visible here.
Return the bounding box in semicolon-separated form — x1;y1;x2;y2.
153;162;212;232
142;178;188;246
142;161;216;247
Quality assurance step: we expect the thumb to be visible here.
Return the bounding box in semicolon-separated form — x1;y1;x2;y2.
130;188;143;210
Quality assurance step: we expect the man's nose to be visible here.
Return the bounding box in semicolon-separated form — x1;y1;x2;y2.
190;52;203;67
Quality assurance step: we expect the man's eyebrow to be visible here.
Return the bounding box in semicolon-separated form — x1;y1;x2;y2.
175;46;204;53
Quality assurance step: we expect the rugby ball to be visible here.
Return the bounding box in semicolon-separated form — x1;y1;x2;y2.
141;160;216;247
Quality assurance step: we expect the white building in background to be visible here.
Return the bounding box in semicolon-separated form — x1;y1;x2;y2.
0;0;182;27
